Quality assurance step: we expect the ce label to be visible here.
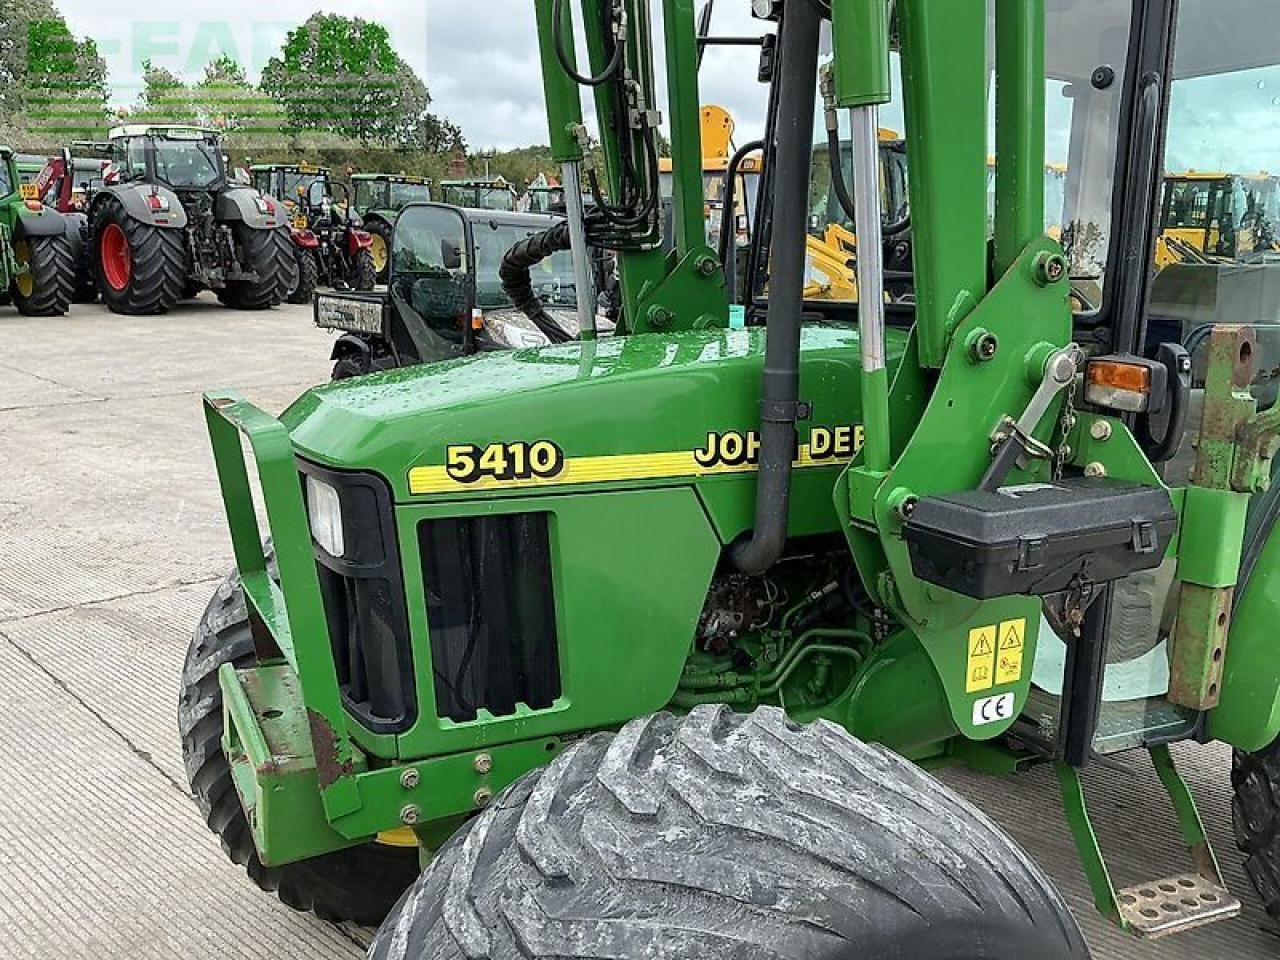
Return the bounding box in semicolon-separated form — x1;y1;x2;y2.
972;692;1015;726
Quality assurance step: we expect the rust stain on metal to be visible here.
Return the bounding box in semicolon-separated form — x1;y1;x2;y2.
307;708;353;788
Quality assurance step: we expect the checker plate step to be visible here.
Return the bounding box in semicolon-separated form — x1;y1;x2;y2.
1116;873;1241;938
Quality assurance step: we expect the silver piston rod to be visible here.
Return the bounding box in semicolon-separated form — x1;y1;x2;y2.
561;160;597;339
850;103;892;471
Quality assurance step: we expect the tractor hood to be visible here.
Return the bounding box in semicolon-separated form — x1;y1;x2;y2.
284;324;911;504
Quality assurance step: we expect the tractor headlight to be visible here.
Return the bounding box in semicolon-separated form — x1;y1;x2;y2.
306;475;345;558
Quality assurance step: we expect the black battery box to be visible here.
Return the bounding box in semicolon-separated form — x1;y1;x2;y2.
903;478;1177;600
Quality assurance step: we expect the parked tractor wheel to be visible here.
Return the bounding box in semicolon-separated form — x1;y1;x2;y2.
366;218;393;284
287;246;318;305
92;198;186;315
11;234;75;316
179;559;420;925
371;706;1088;960
349;248;377;291
218;226;298;310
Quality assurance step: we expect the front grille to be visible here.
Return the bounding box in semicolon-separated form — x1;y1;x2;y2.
298;461;416;734
419;513;561;723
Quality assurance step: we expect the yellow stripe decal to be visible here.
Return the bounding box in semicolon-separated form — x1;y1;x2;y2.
408;426;864;496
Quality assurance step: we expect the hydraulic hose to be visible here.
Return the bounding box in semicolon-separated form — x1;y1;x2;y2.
499;221;575;344
730;0;821;575
718;138;766;305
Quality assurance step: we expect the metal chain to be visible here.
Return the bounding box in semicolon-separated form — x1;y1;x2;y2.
1053;378;1078;481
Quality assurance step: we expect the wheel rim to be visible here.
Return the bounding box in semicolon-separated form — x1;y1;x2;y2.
369;234;388;273
100;223;132;292
12;240;34;298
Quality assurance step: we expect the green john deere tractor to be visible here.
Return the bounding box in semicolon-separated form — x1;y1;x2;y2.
186;0;1280;955
0;146;76;316
438;176;518;212
351;173;434;283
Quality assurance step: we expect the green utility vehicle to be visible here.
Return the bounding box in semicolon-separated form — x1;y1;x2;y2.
438;176;518;212
351;173;434;283
314;202;600;379
0;146;76;316
186;0;1280;955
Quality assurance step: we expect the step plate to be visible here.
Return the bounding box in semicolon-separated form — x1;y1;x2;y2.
1116;874;1241;938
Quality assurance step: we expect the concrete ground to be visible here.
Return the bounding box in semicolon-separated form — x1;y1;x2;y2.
0;295;1276;958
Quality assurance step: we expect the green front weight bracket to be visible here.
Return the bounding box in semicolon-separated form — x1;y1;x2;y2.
1057;746;1239;938
204;393;576;864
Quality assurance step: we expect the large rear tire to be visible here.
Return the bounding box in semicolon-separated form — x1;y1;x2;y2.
12;234;75;316
92;198;186;315
1232;736;1280;920
286;245;319;305
366;218;393;284
349;248;377;291
179;560;420;925
371;706;1089;960
219;226;298;310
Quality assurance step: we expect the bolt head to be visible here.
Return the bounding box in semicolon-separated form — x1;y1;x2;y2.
473;753;493;775
1034;252;1068;286
1084;461;1107;478
473;787;493;808
1089;419;1113;441
695;255;719;278
399;804;421;825
399;767;420;790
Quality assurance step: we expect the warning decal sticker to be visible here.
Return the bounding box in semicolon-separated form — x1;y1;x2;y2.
966;625;997;693
995;618;1026;685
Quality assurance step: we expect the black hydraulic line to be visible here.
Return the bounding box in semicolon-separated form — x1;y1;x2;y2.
730;0;821;575
719;138;765;305
499;222;576;343
553;0;625;87
827;131;911;237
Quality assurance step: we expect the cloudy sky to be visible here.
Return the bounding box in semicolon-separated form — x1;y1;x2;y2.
60;1;775;150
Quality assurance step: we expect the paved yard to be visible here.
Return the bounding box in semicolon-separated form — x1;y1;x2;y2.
0;296;1275;958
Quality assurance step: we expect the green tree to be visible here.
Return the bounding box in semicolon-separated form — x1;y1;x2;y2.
260;13;463;150
0;0;108;141
131;60;196;121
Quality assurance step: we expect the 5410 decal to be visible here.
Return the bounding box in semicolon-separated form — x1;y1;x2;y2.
445;440;565;484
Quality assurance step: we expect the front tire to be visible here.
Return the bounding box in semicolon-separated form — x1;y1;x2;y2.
92;198;186;315
179;561;420;925
219;226;298;310
12;234;75;316
372;706;1088;960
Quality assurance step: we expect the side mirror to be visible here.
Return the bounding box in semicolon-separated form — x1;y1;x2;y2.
442;241;463;270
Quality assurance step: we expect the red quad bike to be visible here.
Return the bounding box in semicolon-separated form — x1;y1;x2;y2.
303;179;376;293
34;144;110;302
88;125;298;315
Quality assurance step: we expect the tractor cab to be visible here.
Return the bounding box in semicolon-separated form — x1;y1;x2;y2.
106;125;227;195
250;163;331;230
350;174;434;283
314;202;605;378
519;183;566;214
351;173;433;216
438;177;518;211
1157;172;1280;264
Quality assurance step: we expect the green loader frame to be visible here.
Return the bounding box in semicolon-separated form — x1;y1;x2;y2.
191;0;1280;952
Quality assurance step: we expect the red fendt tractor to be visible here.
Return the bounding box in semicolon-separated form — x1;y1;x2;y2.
88;125;297;314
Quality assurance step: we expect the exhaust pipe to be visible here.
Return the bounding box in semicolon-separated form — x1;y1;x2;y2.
730;0;821;575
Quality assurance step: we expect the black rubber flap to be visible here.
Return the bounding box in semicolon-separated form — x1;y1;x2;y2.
903;477;1177;599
